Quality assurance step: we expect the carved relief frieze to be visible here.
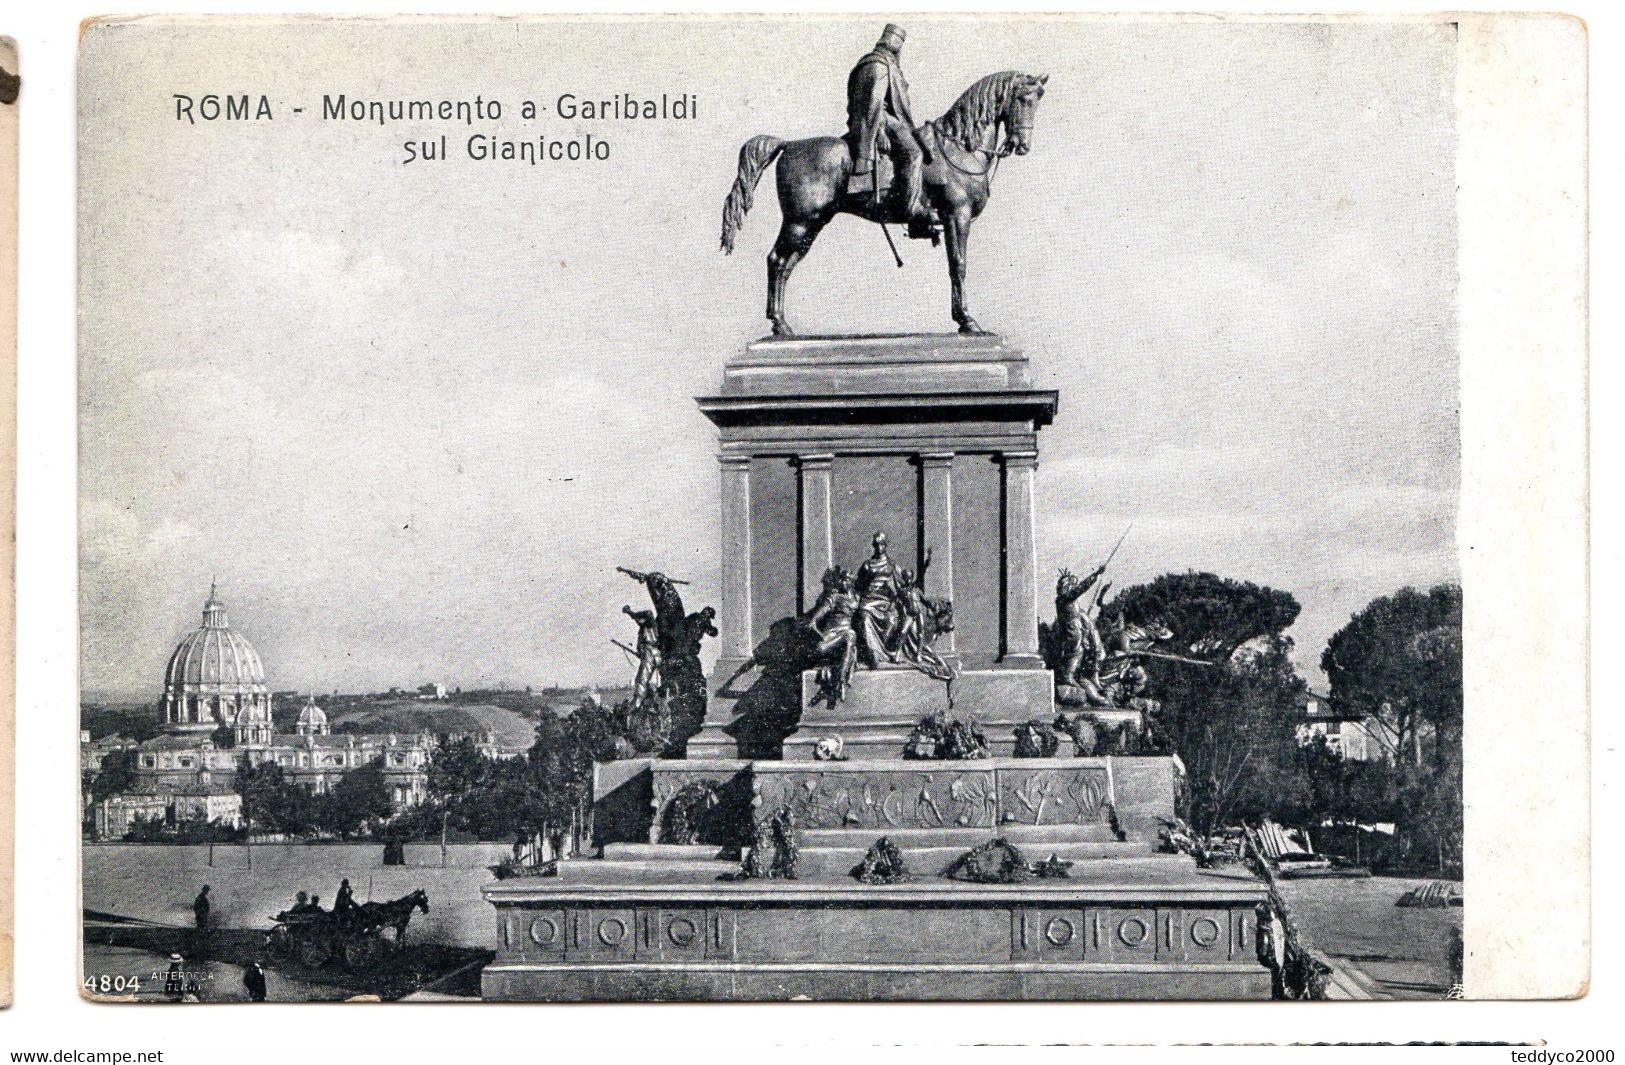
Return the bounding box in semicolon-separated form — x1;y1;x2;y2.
995;765;1109;826
754;767;998;830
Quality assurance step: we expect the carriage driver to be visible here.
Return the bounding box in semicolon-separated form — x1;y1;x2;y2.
846;23;936;239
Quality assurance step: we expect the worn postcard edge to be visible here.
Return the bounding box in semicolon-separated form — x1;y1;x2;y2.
1456;13;1589;1001
1;33;17;1010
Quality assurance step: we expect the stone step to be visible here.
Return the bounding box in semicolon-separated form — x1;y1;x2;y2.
553;859;736;883
799;824;1124;848
600;843;729;862
795;842;1156;878
551;844;1170;885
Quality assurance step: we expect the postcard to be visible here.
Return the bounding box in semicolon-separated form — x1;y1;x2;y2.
76;14;1586;1002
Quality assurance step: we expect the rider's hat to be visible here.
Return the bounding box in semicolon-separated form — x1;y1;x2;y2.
878;24;906;47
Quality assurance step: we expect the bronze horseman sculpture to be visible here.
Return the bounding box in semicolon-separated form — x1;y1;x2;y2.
721;24;1047;338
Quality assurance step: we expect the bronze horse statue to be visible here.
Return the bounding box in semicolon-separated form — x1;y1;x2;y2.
721;71;1048;338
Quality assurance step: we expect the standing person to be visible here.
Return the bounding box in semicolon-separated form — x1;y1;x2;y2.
191;884;212;930
1053;564;1107;691
334;878;356;913
242;959;268;1002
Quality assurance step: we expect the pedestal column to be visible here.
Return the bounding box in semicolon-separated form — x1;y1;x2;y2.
795;454;834;613
999;451;1042;665
917;452;956;654
718;454;754;660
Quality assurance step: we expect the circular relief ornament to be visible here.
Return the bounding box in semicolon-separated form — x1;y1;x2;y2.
597;917;629;946
1117;916;1150;947
667;917;699;947
528;916;560;947
1044;917;1076;946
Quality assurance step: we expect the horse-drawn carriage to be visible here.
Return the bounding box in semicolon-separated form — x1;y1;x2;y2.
265;889;428;971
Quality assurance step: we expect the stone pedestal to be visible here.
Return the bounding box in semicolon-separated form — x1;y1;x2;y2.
691;334;1059;760
478;333;1275;1001
481;876;1272;1002
483;753;1270;1001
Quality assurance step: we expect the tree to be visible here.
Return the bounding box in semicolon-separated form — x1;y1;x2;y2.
235;761;319;837
427;735;490;801
122;814;171;843
1162;639;1308;839
209;723;236;749
1321;584;1463;872
1293;734;1348;832
1321;584;1462;768
88;749;138;804
387;709;603;847
1107;572;1307;840
1105;571;1302;662
81;705;160;744
322;764;394;838
235;760;283;835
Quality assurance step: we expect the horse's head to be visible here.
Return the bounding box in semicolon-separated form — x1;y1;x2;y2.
1003;73;1048;156
414;889;430;914
937;72;1050;160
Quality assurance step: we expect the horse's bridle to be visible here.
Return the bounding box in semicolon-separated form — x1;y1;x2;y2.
938;119;1032;179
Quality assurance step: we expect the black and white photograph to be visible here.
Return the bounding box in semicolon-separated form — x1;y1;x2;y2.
43;5;1592;1035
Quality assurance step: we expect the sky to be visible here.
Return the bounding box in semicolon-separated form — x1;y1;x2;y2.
78;16;1458;699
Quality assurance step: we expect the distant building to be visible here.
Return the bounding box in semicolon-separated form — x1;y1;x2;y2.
96;785;242;839
1296;692;1396;762
295;696;329;737
81;730;139;773
417;683;447;701
86;587;442;839
161;583;270;732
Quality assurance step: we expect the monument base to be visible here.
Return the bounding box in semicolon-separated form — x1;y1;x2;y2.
479;860;1270;1001
481;753;1270;1001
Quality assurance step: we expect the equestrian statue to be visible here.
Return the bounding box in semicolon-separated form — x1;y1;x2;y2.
721;24;1048;338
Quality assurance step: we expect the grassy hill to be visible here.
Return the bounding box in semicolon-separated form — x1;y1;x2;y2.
327;700;536;750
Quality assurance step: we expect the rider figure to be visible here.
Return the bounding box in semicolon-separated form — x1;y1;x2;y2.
846;24;936;239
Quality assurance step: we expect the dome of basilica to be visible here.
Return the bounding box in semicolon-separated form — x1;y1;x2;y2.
296;696;330;737
161;584;271;733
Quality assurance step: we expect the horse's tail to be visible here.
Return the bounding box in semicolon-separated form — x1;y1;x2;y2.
720;134;784;254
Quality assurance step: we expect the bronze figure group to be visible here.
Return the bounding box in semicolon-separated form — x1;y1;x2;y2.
804;531;955;705
615;567;717;753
